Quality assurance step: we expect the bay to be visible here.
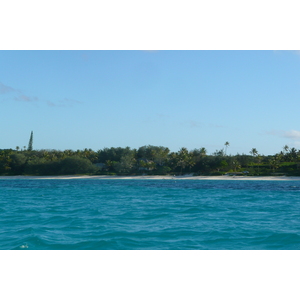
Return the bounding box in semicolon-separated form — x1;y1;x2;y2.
1;178;300;250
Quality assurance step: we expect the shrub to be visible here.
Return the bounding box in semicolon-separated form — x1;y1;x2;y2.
59;156;97;175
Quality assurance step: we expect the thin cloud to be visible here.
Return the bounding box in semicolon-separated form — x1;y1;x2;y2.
1;81;38;104
208;123;225;128
61;98;82;105
14;94;39;102
283;130;300;139
47;98;82;107
179;120;203;128
267;129;300;140
47;101;56;107
1;81;80;108
189;121;202;128
0;82;18;94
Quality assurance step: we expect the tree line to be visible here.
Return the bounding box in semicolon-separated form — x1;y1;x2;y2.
1;143;300;176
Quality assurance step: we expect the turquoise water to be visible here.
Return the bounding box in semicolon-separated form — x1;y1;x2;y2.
1;178;300;250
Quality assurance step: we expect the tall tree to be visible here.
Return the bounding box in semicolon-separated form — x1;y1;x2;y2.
249;148;259;173
250;148;258;157
232;160;241;172
269;156;280;173
283;145;289;153
176;147;195;174
27;131;33;151
224;141;230;155
283;145;289;161
288;147;297;163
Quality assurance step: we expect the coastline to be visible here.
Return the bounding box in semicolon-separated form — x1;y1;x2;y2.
1;175;300;180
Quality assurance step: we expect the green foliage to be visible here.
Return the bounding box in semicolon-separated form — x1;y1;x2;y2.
220;160;228;170
10;153;27;174
114;153;136;173
137;145;170;166
1;143;300;176
0;149;14;174
59;156;98;175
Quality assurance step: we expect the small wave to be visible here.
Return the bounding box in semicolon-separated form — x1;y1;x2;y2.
18;243;29;249
2;178;300;249
259;232;300;249
11;235;48;250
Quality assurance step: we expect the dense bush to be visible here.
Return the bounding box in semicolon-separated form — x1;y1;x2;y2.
59;156;98;175
1;144;300;176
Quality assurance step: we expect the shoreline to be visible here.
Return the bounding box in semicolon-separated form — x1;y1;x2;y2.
1;175;300;181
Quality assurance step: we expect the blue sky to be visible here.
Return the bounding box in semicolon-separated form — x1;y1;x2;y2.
1;50;300;155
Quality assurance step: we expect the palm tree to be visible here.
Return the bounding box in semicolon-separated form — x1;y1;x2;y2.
256;154;262;174
250;148;259;174
199;147;207;156
176;147;194;175
250;148;258;157
288;147;297;163
269;156;280;173
283;145;289;161
224;141;230;155
232;160;241;172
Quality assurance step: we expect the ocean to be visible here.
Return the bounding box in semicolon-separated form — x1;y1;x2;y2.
1;178;300;250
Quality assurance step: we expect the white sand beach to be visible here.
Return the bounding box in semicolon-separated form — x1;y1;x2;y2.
1;175;300;180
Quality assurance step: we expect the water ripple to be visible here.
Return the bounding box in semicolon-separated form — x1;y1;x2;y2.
1;179;300;249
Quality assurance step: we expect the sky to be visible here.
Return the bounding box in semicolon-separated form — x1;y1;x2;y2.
1;50;300;155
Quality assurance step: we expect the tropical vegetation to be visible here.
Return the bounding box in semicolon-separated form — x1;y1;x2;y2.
1;143;300;176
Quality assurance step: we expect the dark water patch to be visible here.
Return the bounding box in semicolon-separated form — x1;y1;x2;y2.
256;232;300;250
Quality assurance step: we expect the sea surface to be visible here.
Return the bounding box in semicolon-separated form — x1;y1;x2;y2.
1;178;300;250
